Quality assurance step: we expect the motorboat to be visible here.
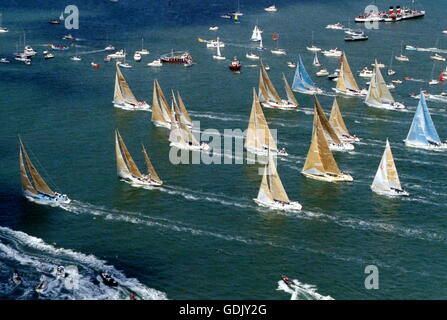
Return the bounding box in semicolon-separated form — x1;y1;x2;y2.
229;57;241;72
271;48;286;55
209;26;219;31
287;61;296;68
431;53;446;62
316;69;329;76
147;59;162;67
104;45;115;51
246;52;259;60
326;23;344;30
322;48;342;57
264;5;278;12
395;54;409;62
133;52;142;62
359;67;374;78
44;53;55;60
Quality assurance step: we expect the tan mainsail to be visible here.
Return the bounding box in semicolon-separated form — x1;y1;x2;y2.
366;60;395;105
302;105;342;176
19;139;55;196
177;91;193;126
142;144;162;184
245;89;278;151
170;101;200;146
336;52;360;92
19;145;38;195
384;140;401;190
151;80;173;125
114;64;138;105
282;73;299;106
314;96;341;144
257;166;274;203
258;62;282;104
115;130;143;178
267;153;290;203
329;98;351;138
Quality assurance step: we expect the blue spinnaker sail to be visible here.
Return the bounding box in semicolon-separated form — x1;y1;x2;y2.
292;55;316;92
406;92;441;145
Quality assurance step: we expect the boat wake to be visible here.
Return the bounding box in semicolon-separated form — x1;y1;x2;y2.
0;226;167;300
276;279;334;300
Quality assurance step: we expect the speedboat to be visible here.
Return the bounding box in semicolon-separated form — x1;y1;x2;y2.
209;26;219;31
100;272;118;287
271;48;286;55
316;69;329;76
147;59;162;67
359;67;374;78
344;33;368;41
246;52;259;60
35;277;49;293
49;44;69;51
107;50;126;59
206;39;225;48
170;140;210;152
306;45;322;52
395;54;409;62
117;61;132;68
254;198;302;211
62;34;74;40
372;62;385;68
329;142;355;152
0;57;10;63
392;79;402;84
70;55;82;61
322;48;342;57
104;45;115;51
91;62;101;68
405;45;417;51
0;27;9;33
12;271;22;285
326;23;344;30
261;99;298;110
133;52;142;62
264;65;270;71
229;57;241;72
23;46;37;57
264;5;278;12
287;61;296;68
44;53;55;60
332;87;368;97
431;53;446;62
281;276;295;288
429;79;439;85
49;19;61;25
388;69;396;76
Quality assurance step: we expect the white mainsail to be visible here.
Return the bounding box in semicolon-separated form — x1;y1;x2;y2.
371;140;404;194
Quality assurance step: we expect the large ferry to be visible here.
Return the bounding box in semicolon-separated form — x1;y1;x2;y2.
355;5;425;23
160;50;192;64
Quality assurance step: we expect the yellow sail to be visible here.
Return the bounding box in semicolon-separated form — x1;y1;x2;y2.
172;98;200;146
151;80;168;124
257;165;274;203
314;96;341;144
115;130;131;177
177;91;193;126
259;62;282;103
258;69;271;103
19;139;55;196
367;60;394;104
114;73;125;103
282;73;299;106
336;52;360;92
329;98;350;137
116;130;143;178
385;140;401;190
303;101;342;176
19;145;38;195
267;153;290;203
142;144;162;184
115;64;138;105
245;91;261;150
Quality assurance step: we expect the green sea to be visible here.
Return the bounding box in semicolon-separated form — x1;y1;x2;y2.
1;0;447;299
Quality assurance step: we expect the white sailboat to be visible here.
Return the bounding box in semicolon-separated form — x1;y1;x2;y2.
301;98;353;182
314;97;354;151
245;89;288;156
258;62;298;110
138;37;150;55
19;137;70;205
395;41;409;62
387;51;396;75
312;52;321;66
364;60;405;110
113;63;150;111
254;153;302;211
271;38;286;55
404;92;447;150
250;25;262;42
213;38;226;60
246;52;260;60
0;13;9;33
307;31;321;52
371;139;408;196
115;130;163;187
332;52;367;97
329;98;359;143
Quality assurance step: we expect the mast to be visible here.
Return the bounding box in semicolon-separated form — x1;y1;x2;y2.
141;144;162;184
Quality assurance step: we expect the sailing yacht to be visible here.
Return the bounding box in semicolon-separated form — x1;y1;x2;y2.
329;98;359;143
371;140;408;196
151;80;174;128
213;38;226;60
313;96;354;151
291;55;323;95
18;138;70;205
395;41;409;62
332;52;367;97
254;153;302;211
70;44;82;61
245;89;288;156
115;130;163;187
138;37;150;55
365;60;405;110
312;52;321;66
113;63;150;111
404;92;447;150
0;13;8;33
306;31;321;52
258;63;298;110
250;25;262;42
301;99;353;182
271;38;286;55
169;99;209;151
246;52;259;60
387;52;396;75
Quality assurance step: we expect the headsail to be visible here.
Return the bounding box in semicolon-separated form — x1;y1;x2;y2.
314;96;341;144
282;73;299;106
251;25;262;41
151;80;173;125
257;165;274;203
313;52;320;66
336;52;360;92
169;101;200;147
267;153;290;203
292;55;317;92
177;91;193;127
371;140;402;192
115;130;143;179
245;89;278;152
142;144;162;184
114;64;138;105
258;62;282;104
302;98;342;176
329;98;351;138
405;92;441;146
366;60;394;105
19;139;55;196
